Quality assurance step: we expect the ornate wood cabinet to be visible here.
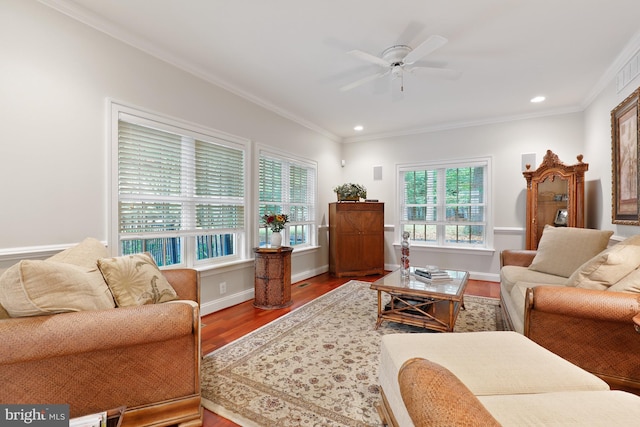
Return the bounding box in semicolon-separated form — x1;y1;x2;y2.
329;202;384;277
523;150;588;249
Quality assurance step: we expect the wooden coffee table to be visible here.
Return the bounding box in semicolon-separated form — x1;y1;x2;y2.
370;267;469;332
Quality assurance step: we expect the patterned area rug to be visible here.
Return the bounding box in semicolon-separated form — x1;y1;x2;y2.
201;280;503;426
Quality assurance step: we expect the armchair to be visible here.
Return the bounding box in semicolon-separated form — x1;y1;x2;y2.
0;268;203;426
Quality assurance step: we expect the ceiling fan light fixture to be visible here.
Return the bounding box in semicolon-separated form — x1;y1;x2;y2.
382;45;412;64
391;65;403;79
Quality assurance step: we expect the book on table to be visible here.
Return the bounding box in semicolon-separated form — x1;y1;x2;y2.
414;268;452;283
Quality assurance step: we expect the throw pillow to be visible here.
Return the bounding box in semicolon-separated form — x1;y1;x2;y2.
567;243;640;290
607;268;640;293
0;267;8;319
47;237;116;307
0;260;117;317
97;253;177;307
618;234;640;246
528;225;613;278
0;303;9;319
47;237;109;268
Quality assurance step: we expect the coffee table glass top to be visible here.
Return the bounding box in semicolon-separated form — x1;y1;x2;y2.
371;267;468;298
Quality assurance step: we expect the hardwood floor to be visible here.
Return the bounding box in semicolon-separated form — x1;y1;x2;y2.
199;272;500;427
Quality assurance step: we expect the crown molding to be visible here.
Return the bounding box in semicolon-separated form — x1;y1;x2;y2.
582;28;640;107
37;0;341;143
341;106;583;143
36;1;640;145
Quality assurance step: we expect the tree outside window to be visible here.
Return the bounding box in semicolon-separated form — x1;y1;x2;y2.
400;159;490;248
258;151;316;248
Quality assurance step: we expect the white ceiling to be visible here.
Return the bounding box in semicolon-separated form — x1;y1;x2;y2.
41;0;640;142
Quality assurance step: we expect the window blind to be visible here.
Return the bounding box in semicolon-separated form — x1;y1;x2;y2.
258;151;316;246
118;120;245;238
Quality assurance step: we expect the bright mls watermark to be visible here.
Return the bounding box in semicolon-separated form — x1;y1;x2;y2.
0;405;68;426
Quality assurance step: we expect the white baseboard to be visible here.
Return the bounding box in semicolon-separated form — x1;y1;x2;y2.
200;288;254;316
292;265;328;283
200;265;331;316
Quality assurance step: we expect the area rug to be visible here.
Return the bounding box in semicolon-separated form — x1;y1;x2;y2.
201;280;503;426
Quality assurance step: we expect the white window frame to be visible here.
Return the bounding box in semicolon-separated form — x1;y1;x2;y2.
396;156;493;250
256;145;318;249
109;101;251;267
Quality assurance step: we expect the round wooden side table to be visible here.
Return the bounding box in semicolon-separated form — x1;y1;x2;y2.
253;247;293;309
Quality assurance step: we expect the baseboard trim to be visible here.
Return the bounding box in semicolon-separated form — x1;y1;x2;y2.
201;288;254;316
201;265;331;316
292;265;328;283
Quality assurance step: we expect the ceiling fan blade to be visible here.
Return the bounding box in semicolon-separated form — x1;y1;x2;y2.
406;66;462;80
347;50;391;67
403;35;448;64
339;70;390;92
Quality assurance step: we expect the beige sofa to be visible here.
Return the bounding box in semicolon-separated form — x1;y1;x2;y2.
500;226;640;392
378;332;640;427
0;239;203;426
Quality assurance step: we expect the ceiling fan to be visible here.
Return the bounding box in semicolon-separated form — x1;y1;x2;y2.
340;35;461;92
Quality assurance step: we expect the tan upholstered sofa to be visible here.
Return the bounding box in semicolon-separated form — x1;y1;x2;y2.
398;356;640;426
378;332;640;427
500;226;640;393
0;239;203;426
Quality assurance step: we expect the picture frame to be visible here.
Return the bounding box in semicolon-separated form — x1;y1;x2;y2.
554;208;568;226
611;88;640;225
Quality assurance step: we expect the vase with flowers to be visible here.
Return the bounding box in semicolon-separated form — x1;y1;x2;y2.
262;212;289;247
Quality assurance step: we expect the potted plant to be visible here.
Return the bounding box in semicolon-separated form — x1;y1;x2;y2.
333;183;367;201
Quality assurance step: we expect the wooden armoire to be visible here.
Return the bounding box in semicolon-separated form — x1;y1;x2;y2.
329;202;384;277
523;150;588;250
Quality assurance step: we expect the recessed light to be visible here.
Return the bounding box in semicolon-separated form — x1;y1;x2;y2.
354;125;364;131
530;96;546;103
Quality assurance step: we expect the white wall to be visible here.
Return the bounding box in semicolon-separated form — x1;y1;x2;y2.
0;0;341;314
583;72;640;237
340;113;585;279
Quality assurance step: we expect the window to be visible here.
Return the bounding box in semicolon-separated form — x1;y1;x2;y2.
398;158;491;248
111;103;248;267
258;149;317;248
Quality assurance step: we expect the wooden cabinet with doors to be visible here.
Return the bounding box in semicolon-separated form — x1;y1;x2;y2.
329;202;384;277
523;150;588;250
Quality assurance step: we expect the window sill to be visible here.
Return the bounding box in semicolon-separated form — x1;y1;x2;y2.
169;258;254;277
392;242;495;256
163;245;322;277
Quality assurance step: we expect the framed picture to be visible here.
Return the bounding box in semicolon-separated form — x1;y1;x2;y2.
554;209;568;226
612;88;640;225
